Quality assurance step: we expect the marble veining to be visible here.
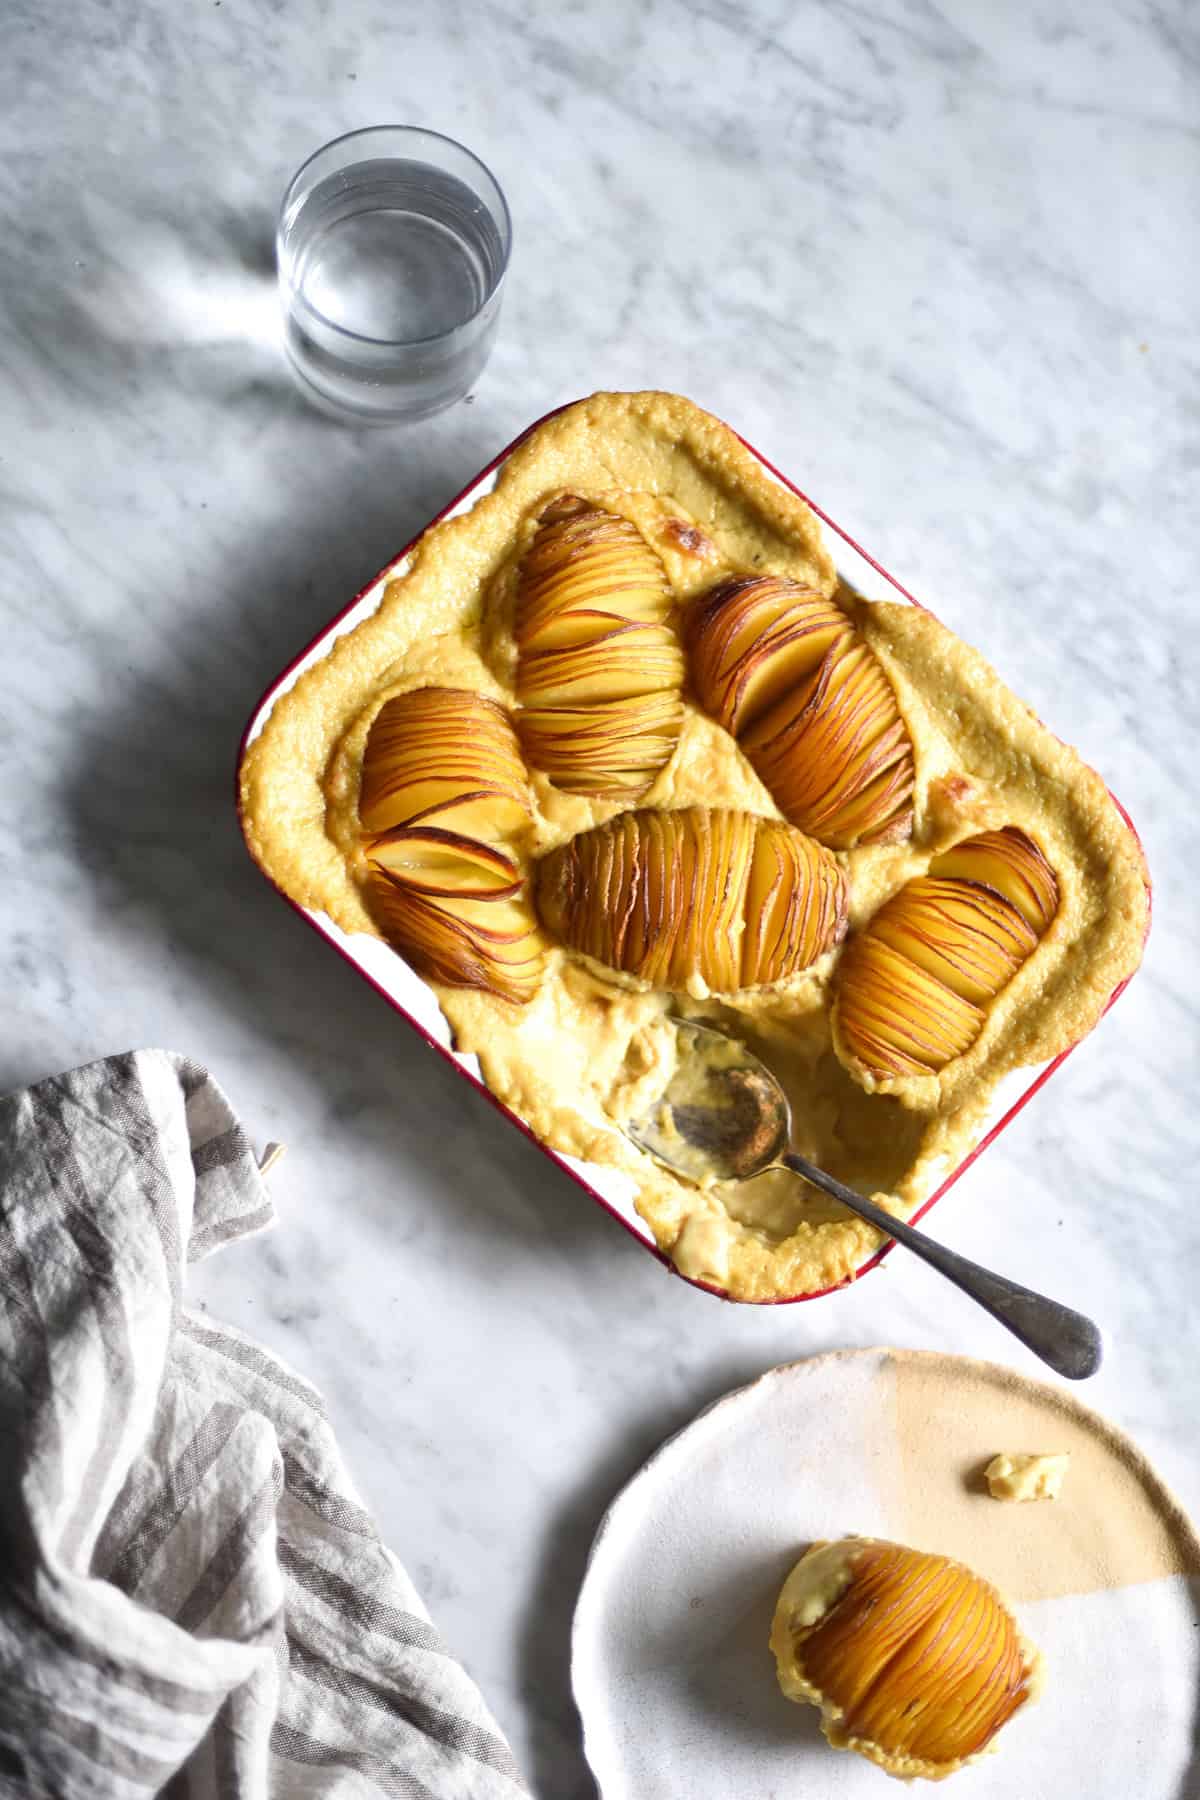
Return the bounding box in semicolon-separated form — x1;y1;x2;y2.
2;3;1197;1794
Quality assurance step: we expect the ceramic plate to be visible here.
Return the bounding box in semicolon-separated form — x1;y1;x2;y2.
572;1348;1200;1797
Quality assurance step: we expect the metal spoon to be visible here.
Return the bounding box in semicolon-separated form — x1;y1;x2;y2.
628;1019;1102;1380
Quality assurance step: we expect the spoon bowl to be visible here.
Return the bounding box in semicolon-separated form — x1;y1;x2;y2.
628;1021;792;1182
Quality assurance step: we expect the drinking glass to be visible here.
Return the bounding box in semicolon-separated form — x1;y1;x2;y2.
276;125;511;424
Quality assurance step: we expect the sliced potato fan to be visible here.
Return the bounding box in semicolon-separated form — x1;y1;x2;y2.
358;685;530;840
358;687;542;1003
535;805;847;994
771;1537;1040;1781
686;575;915;849
930;826;1059;933
514;496;685;799
686;573;849;736
833;826;1059;1080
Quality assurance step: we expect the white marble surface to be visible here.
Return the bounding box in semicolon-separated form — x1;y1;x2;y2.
2;3;1197;1794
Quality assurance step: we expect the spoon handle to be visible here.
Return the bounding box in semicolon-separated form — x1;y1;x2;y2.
780;1153;1102;1380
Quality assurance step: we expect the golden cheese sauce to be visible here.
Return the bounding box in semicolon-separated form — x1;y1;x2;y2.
985;1452;1071;1502
240;391;1149;1301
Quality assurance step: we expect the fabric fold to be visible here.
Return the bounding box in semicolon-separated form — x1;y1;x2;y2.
0;1050;526;1799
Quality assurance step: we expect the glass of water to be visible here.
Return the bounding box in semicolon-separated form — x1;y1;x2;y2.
276;125;511;425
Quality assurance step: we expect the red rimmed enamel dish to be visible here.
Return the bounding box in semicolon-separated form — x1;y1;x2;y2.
237;401;1148;1304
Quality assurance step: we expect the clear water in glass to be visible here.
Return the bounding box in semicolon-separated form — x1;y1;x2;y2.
278;133;509;424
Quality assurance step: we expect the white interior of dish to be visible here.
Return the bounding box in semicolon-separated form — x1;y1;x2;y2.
243;445;1053;1273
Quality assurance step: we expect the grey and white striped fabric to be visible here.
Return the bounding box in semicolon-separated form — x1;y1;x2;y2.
0;1050;528;1800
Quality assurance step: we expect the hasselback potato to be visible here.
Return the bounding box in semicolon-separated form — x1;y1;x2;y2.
358;687;542;1002
536;805;847;994
832;826;1059;1079
686;574;915;849
514;496;684;799
770;1536;1041;1781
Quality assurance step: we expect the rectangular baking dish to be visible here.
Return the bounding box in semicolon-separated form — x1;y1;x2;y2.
236;402;1148;1304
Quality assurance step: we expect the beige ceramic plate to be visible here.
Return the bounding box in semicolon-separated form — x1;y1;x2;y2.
572;1348;1200;1798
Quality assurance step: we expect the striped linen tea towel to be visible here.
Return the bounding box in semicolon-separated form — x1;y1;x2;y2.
0;1050;528;1800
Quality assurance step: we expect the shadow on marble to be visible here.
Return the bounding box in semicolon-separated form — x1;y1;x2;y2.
1188;1583;1200;1800
209;204;277;284
45;302;709;1799
57;429;646;1277
6;188;300;418
514;1356;802;1800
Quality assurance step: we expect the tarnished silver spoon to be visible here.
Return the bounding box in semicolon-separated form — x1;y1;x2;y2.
628;1019;1102;1380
